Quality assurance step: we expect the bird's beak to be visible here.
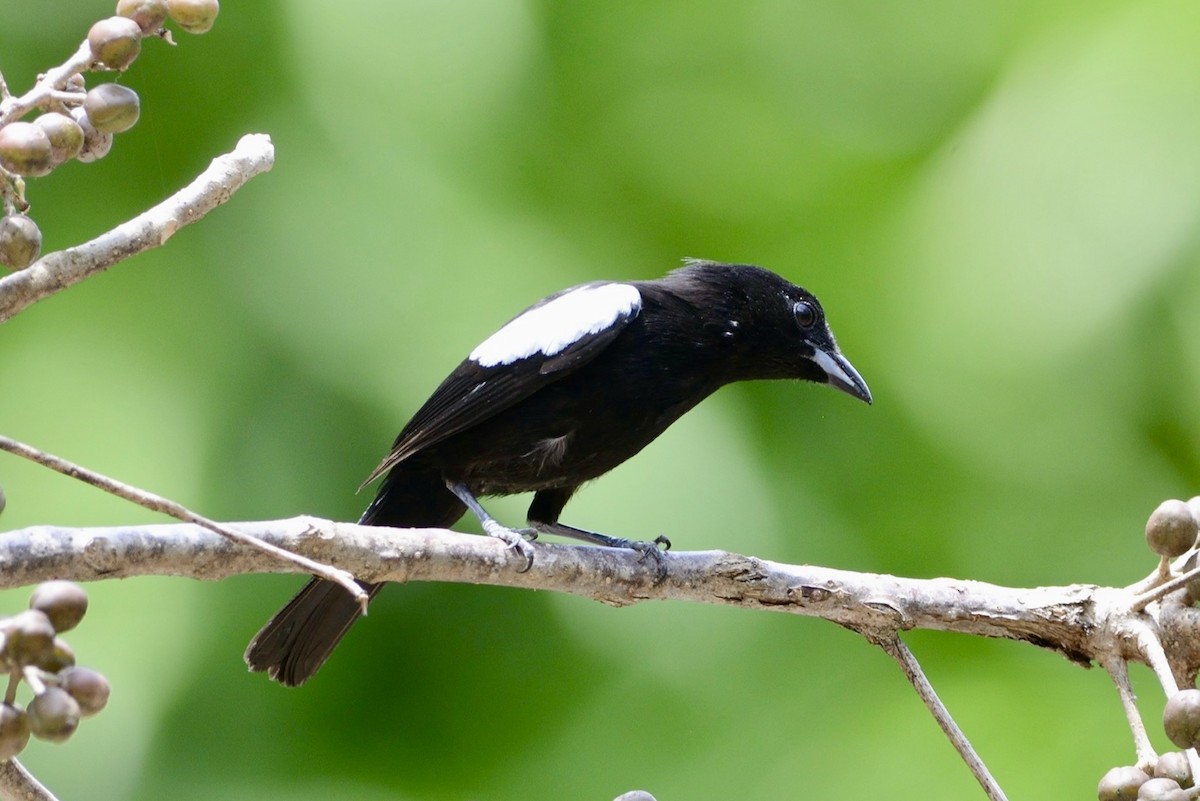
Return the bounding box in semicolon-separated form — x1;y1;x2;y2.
810;346;872;405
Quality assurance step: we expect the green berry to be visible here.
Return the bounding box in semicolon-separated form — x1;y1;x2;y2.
61;667;110;716
0;121;54;177
167;0;219;34
1147;500;1198;558
0;214;43;271
26;688;80;743
30;581;88;633
84;84;140;134
0;705;30;760
34;112;84;164
88;16;142;71
116;0;169;33
1098;765;1151;800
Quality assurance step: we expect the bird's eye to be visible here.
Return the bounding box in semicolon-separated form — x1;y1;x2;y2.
793;300;817;328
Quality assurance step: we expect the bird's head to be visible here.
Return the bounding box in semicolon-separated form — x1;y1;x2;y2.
670;261;872;404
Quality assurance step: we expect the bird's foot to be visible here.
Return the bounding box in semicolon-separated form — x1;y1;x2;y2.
610;535;671;581
482;520;537;572
624;535;671;558
528;521;672;580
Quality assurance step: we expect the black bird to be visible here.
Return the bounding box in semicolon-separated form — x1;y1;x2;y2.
245;260;871;686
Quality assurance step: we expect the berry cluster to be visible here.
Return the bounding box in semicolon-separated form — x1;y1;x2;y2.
0;0;220;271
1097;499;1200;800
1099;756;1192;801
0;581;109;760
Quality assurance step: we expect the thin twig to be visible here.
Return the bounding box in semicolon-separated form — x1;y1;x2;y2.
0;132;275;323
1130;562;1200;613
1101;655;1158;771
874;633;1008;801
0;758;59;801
0;435;367;611
0;40;93;124
1136;621;1181;696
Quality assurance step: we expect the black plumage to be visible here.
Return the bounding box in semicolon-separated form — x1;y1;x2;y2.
245;261;871;685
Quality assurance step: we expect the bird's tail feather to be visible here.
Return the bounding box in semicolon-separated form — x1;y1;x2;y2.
245;463;464;686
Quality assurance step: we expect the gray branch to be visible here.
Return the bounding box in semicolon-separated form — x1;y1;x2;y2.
0;759;57;801
876;635;1008;801
0;516;1190;674
0;133;275;323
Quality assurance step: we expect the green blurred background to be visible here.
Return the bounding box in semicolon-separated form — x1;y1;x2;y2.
2;0;1199;798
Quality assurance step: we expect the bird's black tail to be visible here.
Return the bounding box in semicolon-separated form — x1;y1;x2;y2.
244;462;465;686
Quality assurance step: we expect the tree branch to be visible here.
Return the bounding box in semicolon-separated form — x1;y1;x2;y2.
0;515;1188;675
0;435;366;608
0;133;275;323
0;758;59;801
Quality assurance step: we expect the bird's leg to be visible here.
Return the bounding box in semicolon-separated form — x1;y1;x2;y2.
527;489;671;576
534;520;671;557
445;481;536;571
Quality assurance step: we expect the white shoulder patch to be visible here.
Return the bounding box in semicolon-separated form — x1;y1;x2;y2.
469;283;642;367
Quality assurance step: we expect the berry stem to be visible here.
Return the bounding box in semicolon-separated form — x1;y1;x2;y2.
2;669;15;706
1130;560;1200;613
0;41;93;125
20;667;45;696
1101;655;1158;771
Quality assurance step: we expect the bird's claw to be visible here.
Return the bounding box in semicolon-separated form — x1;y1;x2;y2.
625;537;670;582
483;522;537;572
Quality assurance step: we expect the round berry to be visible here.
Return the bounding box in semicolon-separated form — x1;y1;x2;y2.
35;637;76;673
34;112;84;164
0;121;54;177
1155;751;1193;788
3;610;56;668
167;0;219;34
1147;500;1198;558
84;84;140;134
88;16;142;71
0;705;29;761
70;107;113;163
26;688;80;743
30;581;88;633
1137;777;1186;800
1164;689;1200;749
116;0;169;33
0;214;43;271
61;667;110;716
1098;765;1151;801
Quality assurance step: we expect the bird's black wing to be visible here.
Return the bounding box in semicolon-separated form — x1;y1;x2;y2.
360;281;642;486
